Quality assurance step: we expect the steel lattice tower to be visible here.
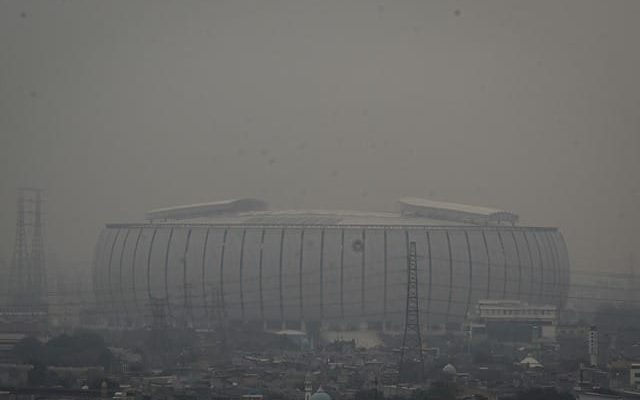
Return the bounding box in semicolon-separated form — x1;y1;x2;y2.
9;188;47;313
148;296;170;366
399;241;424;383
0;254;6;308
209;285;229;356
9;193;29;309
30;190;46;310
150;296;169;330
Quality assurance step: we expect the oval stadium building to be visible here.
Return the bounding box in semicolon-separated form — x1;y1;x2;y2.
92;198;569;331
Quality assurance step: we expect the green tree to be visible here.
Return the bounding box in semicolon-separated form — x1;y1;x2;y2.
472;346;492;364
13;331;113;369
27;360;47;386
12;336;45;364
410;381;458;400
355;389;385;400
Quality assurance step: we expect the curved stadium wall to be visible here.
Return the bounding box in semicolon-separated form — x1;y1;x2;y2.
92;214;570;330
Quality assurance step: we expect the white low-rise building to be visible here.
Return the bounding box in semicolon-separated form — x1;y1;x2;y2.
469;300;558;343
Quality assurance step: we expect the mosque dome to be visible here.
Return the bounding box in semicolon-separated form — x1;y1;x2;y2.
442;363;457;375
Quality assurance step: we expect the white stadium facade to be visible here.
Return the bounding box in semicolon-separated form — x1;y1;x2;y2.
92;198;570;332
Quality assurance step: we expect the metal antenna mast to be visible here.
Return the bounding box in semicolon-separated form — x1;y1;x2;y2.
399;241;424;383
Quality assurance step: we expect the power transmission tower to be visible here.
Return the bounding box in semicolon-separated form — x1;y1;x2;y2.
31;190;46;312
8;189;47;317
10;192;29;309
399;241;424;383
150;296;169;331
149;296;170;367
208;285;230;364
0;254;6;309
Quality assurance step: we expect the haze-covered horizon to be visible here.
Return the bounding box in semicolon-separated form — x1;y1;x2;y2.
1;0;639;276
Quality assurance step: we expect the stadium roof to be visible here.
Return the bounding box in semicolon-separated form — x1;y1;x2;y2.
131;198;524;228
397;197;519;225
146;198;267;220
142;208;446;226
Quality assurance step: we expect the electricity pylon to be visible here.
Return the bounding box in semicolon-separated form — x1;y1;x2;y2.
399;241;424;383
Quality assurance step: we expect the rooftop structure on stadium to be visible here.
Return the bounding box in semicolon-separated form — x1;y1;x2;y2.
127;197;521;228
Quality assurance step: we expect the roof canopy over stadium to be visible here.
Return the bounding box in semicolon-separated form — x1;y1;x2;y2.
397;197;519;225
138;197;520;227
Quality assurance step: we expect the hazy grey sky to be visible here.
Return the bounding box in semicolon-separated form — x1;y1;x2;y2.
1;0;639;275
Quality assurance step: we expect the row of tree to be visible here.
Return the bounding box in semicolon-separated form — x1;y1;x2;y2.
12;330;113;368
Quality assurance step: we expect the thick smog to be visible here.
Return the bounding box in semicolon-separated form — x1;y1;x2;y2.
1;1;639;399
